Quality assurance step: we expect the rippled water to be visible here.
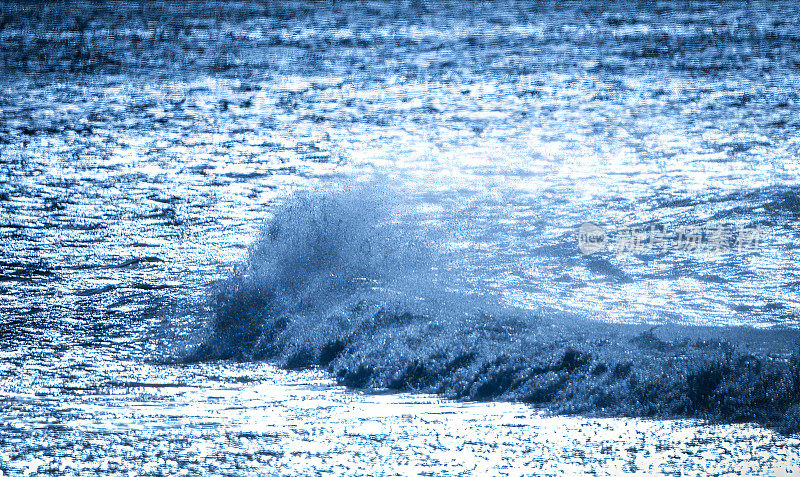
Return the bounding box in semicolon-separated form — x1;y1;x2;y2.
2;0;800;474
4;362;800;475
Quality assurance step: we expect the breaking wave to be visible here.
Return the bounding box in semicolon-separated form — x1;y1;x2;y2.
184;181;800;435
187;181;494;361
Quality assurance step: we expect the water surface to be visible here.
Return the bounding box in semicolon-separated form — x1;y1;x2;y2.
2;1;800;474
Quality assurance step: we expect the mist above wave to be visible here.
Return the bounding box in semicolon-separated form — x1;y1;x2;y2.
189;180;490;361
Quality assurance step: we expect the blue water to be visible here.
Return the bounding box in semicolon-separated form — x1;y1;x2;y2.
2;0;800;474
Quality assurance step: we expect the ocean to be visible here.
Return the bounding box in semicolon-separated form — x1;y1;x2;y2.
2;0;800;474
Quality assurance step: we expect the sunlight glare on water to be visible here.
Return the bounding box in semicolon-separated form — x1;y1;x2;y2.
2;0;800;474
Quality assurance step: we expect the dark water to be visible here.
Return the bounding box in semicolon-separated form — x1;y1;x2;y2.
2;0;800;474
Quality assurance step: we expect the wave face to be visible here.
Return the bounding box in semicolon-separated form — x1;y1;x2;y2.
186;183;800;435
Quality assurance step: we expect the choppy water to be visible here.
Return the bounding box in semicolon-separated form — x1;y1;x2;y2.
2;0;800;474
4;362;800;476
